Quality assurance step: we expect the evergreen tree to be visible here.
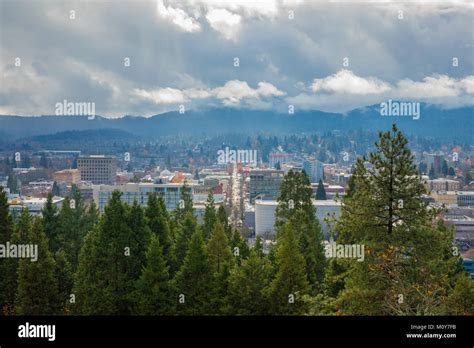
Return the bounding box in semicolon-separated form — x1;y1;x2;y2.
174;229;212;315
428;164;436;179
228;250;272;315
73;191;142;314
131;234;173;315
207;222;234;314
203;190;217;240
335;125;463;315
127;201;152;279
42;193;60;252
267;222;310;315
7;172;18;194
254;235;264;258
172;211;197;273
173;181;193;224
54;250;74;314
51;181;60;196
15;218;61;315
441;159;449;176
230;229;250;264
315;178;327;200
217;205;232;239
0;187;16;314
448;166;456;177
146;193;172;260
39;153;48;168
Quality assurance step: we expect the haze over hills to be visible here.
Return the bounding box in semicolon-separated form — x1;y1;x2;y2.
0;103;472;142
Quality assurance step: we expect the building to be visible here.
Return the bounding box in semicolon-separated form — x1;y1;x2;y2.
431;191;474;207
249;169;284;203
424;152;444;173
254;199;341;238
269;152;295;168
8;196;64;216
93;183;193;212
53;169;80;184
310;183;345;199
427;178;460;192
77;155;117;185
303;158;324;183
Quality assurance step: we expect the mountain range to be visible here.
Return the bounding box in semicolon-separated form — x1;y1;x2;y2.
0;103;472;142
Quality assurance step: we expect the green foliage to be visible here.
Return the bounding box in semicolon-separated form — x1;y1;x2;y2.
15;218;61;315
203;190;217;241
315;178;327;200
131;234;173;315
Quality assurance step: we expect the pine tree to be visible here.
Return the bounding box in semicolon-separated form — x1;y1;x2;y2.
267;222;310;315
73;191;142;314
7;172;18;194
230;229;250;264
51;181;60;196
228;250;272;315
127;201;152;279
428;164;436;179
146;193;172;259
207;222;234;314
217;205;232;239
315;178;327;200
203;190;217;241
42;193;60;252
54;250;73;314
448;166;456;177
131;234;173;315
0;186;16;314
254;235;264;258
335;125;464;315
276;169;326;292
172;211;198;273
15;218;61;315
441;159;449;176
174;229;212;315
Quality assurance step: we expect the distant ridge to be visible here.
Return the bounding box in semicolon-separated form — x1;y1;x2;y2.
0;104;472;142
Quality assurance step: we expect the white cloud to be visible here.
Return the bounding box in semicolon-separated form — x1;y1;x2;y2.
396;74;474;98
133;80;284;107
156;0;201;33
311;69;391;95
206;8;241;40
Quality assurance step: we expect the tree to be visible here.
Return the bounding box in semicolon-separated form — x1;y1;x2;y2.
267;222;310;315
0;186;16;314
73;191;143;315
335;125;464;315
207;222;234;314
228;250;272;315
441;159;448;176
217;205;232;239
51;181;60;196
315;178;327;200
172;211;197;273
15;218;61;315
7;172;18;194
203;190;217;240
230;229;250;264
54;250;74;314
275;161;281;170
464;170;473;185
42;193;60;252
131;234;173;315
448;166;456;177
146;193;172;260
173;229;212;315
276;169;326;292
173;181;193;224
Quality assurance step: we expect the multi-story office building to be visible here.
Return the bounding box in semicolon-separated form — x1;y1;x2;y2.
431;191;474;207
249;169;284;203
427;178;460;192
78;155;117;185
93;182;193;212
303;158;324;183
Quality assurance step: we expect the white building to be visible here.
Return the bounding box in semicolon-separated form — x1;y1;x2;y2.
254;199;341;238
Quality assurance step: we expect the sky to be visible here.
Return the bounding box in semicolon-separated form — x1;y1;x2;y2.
0;0;473;117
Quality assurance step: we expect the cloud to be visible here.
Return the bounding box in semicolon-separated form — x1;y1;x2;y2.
205;8;242;40
311;69;391;95
156;0;201;33
133;80;285;107
396;74;474;98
